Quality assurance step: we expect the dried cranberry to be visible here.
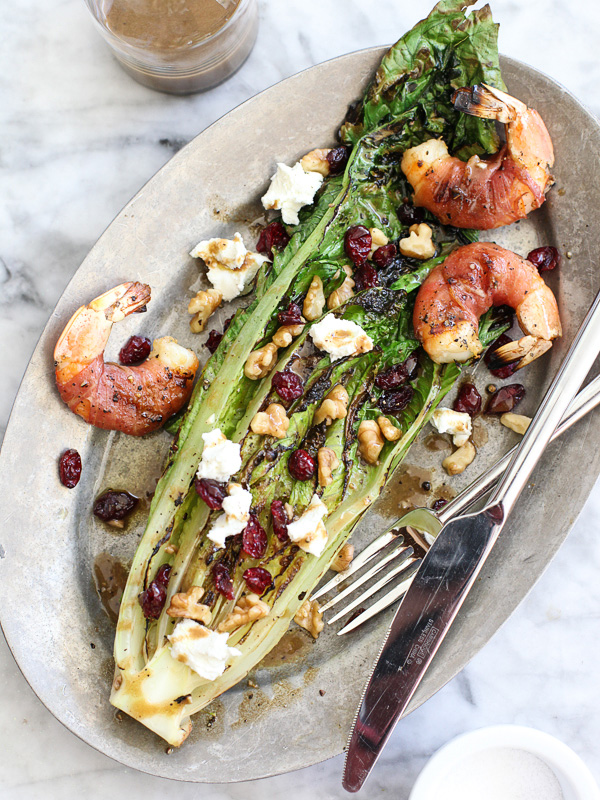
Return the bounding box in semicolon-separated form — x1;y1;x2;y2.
326;146;350;175
272;371;304;403
527;246;560;273
119;335;152;366
243;567;273;594
206;316;234;354
93;490;138;522
242;514;268;559
372;243;397;269
271;499;289;541
453;383;482;417
397;203;425;226
256;220;290;259
354;262;379;290
59;449;82;488
278;301;303;326
205;330;223;354
375;363;407;390
195;478;227;509
379;385;414;415
138;564;171;619
484;333;519;379
486;384;526;414
212;563;234;600
345;225;372;266
396;203;425;225
432;498;448;511
288;449;316;481
489;362;518;380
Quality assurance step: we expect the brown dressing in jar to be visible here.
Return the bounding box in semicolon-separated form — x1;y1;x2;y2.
89;0;258;94
105;0;239;50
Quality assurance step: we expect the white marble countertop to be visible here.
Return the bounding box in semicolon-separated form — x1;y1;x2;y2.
2;1;600;797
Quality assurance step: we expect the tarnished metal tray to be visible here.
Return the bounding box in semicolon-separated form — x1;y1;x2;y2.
1;48;599;782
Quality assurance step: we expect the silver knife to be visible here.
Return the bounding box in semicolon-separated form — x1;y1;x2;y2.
342;288;600;793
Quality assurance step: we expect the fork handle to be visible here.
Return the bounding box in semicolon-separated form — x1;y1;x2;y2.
489;290;600;516
437;373;600;526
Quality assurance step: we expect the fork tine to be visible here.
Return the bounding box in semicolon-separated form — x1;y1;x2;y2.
337;565;420;635
311;530;400;600
319;543;413;613
327;556;419;625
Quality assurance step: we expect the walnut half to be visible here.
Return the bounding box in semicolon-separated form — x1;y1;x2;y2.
294;599;324;638
188;288;222;333
377;416;401;442
167;586;212;625
272;323;305;348
328;273;355;310
399;223;436;260
244;342;279;380
317;447;340;487
217;594;269;632
358;419;384;465
442;441;476;475
331;543;354;573
300;148;332;177
303;275;326;321
250;403;290;439
369;227;389;248
314;383;349;425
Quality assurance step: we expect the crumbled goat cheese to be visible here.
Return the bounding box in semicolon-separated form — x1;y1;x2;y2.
189;233;268;301
309;314;373;361
208;484;253;548
196;429;242;483
431;407;472;447
168;619;241;681
287;494;329;557
261;162;323;225
190;232;246;269
207;251;268;302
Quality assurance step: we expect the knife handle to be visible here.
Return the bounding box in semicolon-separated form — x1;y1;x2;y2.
489;289;600;516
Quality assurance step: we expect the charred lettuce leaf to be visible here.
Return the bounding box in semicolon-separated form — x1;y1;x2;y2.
341;0;505;160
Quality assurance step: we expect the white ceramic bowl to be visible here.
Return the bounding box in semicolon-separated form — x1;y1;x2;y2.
409;725;600;800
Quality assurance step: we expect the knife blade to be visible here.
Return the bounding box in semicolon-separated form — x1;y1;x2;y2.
342;505;501;792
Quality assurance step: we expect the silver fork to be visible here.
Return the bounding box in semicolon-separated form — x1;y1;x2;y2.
313;373;600;634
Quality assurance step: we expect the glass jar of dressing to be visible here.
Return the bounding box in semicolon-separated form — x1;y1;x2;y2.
83;0;258;95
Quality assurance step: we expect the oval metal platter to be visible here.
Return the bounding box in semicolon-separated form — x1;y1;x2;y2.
1;48;600;782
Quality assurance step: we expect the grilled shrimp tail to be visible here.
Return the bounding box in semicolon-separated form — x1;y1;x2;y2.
88;281;151;321
452;83;525;123
487;335;553;371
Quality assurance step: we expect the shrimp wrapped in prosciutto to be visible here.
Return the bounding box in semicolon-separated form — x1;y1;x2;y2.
401;84;554;229
54;282;199;436
413;242;561;369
